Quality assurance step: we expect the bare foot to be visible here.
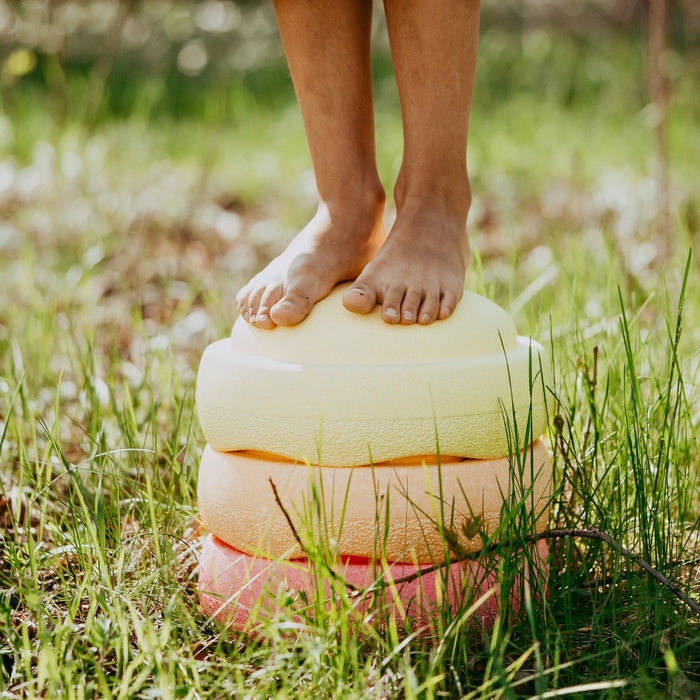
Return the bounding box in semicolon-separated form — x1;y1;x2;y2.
342;195;470;325
236;192;385;328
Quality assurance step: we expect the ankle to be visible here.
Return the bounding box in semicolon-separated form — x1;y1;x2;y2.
322;179;386;225
394;169;471;220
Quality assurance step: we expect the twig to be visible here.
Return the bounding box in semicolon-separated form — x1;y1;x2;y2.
268;477;306;555
268;479;699;614
387;527;700;616
268;478;359;594
579;553;700;591
553;415;575;478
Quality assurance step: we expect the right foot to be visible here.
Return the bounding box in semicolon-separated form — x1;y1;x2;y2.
235;190;385;329
341;191;470;325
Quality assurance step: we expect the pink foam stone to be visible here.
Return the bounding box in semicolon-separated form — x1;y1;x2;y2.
198;534;549;632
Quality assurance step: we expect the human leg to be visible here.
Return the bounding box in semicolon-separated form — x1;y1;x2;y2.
236;0;385;328
342;0;480;324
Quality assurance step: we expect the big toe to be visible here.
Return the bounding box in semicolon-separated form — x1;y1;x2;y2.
342;280;377;315
270;289;314;326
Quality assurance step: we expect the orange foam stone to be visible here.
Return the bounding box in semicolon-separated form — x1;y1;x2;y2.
196;284;550;466
198;440;552;564
198;534;550;631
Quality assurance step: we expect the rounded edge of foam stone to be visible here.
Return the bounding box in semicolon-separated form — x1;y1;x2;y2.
230;285;519;365
197;533;550;630
196;334;551;465
197;440;552;563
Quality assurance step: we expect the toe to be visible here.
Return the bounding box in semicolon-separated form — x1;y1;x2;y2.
237;303;251;323
253;287;284;329
235;284;252;319
438;289;462;320
418;290;440;324
381;287;404;324
270;289;314;326
252;306;276;330
244;286;266;325
342;280;377;314
400;288;422;325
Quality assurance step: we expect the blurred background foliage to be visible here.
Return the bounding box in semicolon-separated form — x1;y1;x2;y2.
0;0;283;124
0;0;698;124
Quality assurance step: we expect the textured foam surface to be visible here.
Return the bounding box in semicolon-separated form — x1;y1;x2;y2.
198;440;551;563
196;284;550;465
198;534;549;631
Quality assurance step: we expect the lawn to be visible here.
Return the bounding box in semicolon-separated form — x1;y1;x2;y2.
0;3;699;698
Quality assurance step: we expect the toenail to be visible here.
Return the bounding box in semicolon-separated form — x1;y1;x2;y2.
420;313;431;323
257;313;269;323
385;308;399;319
403;311;414;321
351;288;365;296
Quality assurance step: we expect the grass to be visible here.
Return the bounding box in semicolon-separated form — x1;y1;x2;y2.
1;13;699;700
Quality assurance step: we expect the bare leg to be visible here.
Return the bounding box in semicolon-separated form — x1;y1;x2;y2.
343;0;479;324
236;0;385;329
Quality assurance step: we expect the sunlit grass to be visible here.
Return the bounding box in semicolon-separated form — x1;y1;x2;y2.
1;19;699;700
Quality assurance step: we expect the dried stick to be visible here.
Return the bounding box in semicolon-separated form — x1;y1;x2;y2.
268;478;360;594
388;527;700;616
268;477;307;555
269;479;699;614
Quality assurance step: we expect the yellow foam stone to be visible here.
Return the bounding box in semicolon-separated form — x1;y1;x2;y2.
196;284;550;466
197;440;552;564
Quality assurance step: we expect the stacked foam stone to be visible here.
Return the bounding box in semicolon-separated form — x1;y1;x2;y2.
195;284;551;630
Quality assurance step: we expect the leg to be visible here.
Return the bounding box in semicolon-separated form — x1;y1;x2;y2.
236;0;385;329
343;0;479;324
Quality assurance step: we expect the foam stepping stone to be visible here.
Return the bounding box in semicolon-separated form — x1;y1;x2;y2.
198;534;549;631
198;440;552;564
196;284;550;466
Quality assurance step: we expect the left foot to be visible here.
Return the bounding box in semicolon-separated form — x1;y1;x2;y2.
236;188;385;329
342;193;470;324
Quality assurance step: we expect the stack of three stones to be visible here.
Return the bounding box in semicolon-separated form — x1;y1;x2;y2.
195;285;552;630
